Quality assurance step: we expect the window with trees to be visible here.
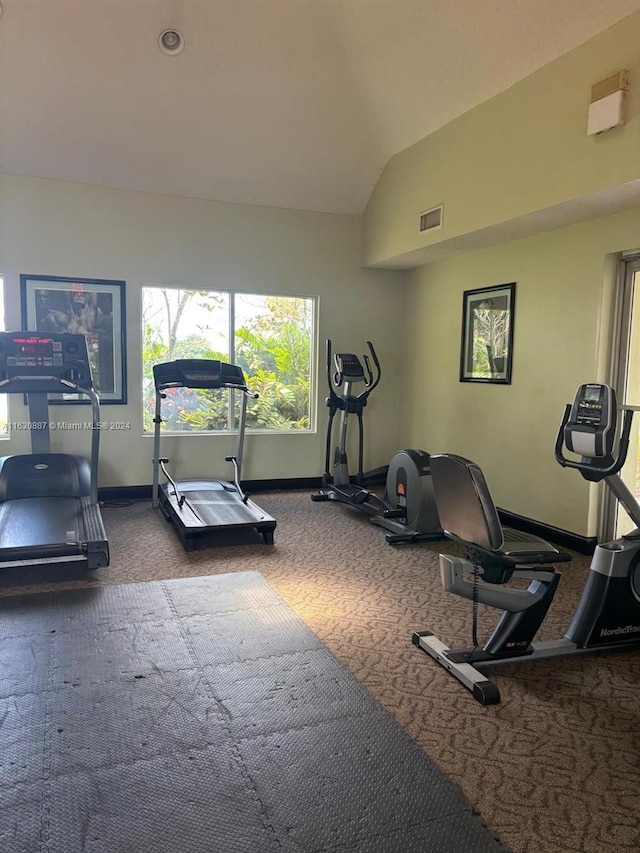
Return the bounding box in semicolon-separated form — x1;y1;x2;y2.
141;287;315;432
0;278;6;435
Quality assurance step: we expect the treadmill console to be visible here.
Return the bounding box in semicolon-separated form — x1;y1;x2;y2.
154;359;247;391
0;332;93;390
564;383;616;459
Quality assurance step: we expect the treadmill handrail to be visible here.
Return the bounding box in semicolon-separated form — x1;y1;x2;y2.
151;369;258;510
0;374;101;505
157;378;252;393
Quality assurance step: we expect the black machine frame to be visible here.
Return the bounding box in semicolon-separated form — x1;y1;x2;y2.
312;339;442;545
151;358;276;551
413;383;640;704
0;331;109;571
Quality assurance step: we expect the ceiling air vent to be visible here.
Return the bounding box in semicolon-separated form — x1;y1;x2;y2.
419;205;443;233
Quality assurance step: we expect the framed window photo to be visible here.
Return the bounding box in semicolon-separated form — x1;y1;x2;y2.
20;274;127;404
460;283;515;384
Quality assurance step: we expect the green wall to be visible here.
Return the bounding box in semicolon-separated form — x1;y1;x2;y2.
401;209;640;536
361;8;640;538
363;10;640;268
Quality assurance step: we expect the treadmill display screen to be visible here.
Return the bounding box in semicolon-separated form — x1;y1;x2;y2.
13;338;57;355
0;331;92;390
184;372;219;382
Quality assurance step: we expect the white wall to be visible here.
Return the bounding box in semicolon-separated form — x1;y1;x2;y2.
0;174;405;487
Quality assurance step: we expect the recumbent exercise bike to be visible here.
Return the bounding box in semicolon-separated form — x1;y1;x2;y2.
413;382;640;704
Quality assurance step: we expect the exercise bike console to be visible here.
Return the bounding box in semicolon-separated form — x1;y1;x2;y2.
555;383;631;480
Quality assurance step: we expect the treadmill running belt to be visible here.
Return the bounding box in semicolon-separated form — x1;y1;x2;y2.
174;488;265;525
0;497;84;548
0;572;507;852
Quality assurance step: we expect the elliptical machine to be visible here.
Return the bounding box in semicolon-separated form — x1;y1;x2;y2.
311;340;442;545
412;382;640;704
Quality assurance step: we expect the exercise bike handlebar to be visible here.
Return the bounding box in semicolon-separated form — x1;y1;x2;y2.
554;403;634;479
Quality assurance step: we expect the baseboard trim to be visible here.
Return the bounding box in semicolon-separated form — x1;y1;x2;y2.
98;481;597;556
98;478;322;503
99;485;153;502
497;507;597;556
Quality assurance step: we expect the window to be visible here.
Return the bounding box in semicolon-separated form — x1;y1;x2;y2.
0;278;6;435
609;253;640;538
141;287;315;432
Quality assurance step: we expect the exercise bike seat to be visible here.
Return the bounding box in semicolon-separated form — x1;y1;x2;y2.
429;454;571;583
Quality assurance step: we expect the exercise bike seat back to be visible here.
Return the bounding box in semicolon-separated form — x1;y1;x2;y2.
429;454;570;583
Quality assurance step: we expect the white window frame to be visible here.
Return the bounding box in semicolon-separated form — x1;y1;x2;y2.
141;285;316;434
0;277;6;438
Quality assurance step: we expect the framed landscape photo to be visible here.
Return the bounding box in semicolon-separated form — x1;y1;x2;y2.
460;282;515;384
20;274;127;404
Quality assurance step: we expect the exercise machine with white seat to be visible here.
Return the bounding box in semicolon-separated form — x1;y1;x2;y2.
152;358;276;551
0;331;109;571
413;382;640;704
311;339;442;545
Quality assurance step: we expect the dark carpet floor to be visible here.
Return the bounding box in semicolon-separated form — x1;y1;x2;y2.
0;491;639;852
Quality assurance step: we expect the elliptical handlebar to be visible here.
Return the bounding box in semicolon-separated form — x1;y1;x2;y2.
326;338;334;388
326;339;381;400
363;341;381;393
361;354;373;387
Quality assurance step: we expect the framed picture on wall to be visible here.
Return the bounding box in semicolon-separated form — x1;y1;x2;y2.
460;282;515;384
20;274;127;404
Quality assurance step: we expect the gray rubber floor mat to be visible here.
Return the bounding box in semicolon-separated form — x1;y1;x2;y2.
0;572;509;852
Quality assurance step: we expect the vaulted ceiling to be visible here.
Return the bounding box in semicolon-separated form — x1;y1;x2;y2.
1;0;639;215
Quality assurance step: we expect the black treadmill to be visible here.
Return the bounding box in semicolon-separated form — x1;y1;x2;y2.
0;331;109;570
151;359;276;551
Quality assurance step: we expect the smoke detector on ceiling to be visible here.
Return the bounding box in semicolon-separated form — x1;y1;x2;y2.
158;29;185;55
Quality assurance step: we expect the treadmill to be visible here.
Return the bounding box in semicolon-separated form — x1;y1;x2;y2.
151;358;276;551
0;331;109;570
